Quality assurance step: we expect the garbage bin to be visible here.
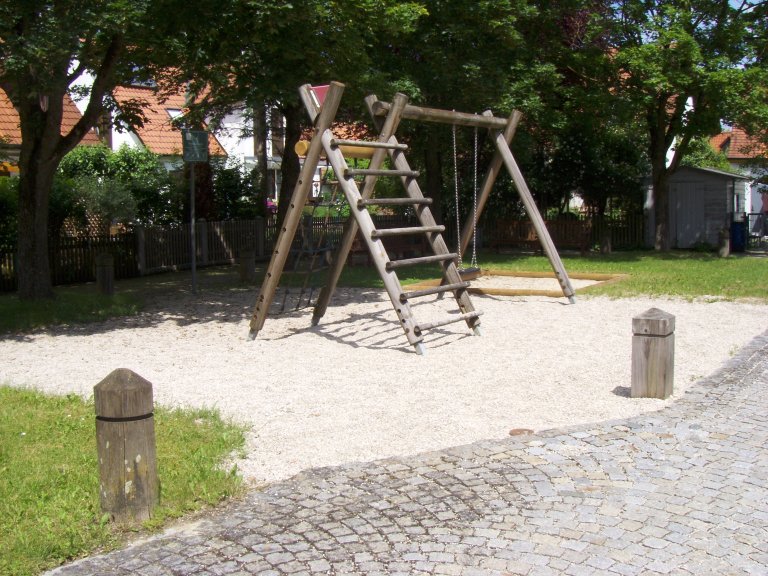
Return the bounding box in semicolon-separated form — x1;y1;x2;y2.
730;221;746;252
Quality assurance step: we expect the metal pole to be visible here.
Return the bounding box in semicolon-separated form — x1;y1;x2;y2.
190;162;197;294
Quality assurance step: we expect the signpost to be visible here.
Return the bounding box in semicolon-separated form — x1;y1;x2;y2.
182;129;209;293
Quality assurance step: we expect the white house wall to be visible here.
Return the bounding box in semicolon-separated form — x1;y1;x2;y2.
111;128;144;150
212;109;256;168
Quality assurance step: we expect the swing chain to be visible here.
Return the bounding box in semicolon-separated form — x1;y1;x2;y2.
452;123;463;270
471;125;478;269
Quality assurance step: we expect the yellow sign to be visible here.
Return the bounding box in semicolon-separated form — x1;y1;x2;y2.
0;162;19;174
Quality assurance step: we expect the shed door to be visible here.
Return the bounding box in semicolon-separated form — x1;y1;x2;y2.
672;183;725;248
672;183;703;248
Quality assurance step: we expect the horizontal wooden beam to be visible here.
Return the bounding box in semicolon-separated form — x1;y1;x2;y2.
371;99;511;129
294;139;378;159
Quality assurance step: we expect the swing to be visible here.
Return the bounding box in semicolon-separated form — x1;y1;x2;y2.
452;123;482;281
249;82;577;353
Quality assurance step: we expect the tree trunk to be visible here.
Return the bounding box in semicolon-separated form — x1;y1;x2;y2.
253;103;271;206
15;93;68;300
7;34;121;300
16;164;56;299
646;105;673;252
652;167;671;251
277;102;302;226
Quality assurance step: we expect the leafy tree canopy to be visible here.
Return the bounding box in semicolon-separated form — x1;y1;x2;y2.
603;0;768;248
0;0;234;298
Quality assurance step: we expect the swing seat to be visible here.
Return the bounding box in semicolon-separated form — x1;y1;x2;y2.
458;267;482;281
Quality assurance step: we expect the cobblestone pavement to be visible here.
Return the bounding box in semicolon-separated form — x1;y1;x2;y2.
50;330;768;576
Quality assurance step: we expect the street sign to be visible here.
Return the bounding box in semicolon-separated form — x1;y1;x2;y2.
182;129;209;162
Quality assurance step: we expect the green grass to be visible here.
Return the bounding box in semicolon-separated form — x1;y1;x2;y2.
0;288;141;333
476;250;768;301
328;250;767;301
0;386;247;576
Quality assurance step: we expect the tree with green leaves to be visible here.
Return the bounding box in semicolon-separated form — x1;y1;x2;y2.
0;0;258;298
368;0;545;220
169;1;428;225
605;0;768;249
679;137;735;171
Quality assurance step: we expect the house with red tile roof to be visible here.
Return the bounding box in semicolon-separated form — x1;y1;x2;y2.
711;127;767;215
70;75;284;197
108;85;228;169
0;88;100;175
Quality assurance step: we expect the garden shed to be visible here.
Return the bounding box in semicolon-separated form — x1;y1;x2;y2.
645;166;751;249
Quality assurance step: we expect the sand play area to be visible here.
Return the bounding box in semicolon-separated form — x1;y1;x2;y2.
1;274;766;487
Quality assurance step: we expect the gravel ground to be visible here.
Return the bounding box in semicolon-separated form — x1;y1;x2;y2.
1;276;766;487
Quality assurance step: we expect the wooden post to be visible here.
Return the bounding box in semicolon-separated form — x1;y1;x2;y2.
94;369;159;524
718;227;730;257
198;219;209;266
631;308;675;399
238;249;256;282
255;217;266;259
95;253;114;296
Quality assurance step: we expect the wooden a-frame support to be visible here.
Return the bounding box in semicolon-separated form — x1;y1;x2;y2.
249;81;575;353
369;100;576;304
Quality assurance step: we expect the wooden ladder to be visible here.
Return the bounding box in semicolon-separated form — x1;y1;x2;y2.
249;82;482;355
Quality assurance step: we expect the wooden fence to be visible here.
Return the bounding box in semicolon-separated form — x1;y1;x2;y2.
0;213;646;292
488;214;646;252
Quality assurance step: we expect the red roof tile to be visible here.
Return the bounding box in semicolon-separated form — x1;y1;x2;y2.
0;89;100;146
111;85;226;157
711;127;766;160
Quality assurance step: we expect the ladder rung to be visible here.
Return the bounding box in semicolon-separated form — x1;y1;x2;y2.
386;253;457;271
358;197;433;208
345;168;419;178
372;225;444;238
415;311;483;334
331;139;408;151
400;281;470;302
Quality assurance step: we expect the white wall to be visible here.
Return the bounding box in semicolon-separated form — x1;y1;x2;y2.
213;109;255;168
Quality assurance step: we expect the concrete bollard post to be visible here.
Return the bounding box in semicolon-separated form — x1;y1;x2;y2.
631;308;675;399
95;253;115;296
94;369;159;524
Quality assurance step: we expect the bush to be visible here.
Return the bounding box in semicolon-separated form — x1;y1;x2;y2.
58;145;180;226
211;159;265;220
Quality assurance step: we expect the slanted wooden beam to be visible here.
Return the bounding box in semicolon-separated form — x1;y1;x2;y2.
249;81;345;338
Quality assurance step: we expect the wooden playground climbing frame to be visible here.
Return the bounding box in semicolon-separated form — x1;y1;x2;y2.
249;81;576;354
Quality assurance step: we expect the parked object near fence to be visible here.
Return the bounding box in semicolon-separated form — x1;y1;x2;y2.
94;368;159;524
238;249;257;283
95;253;115;295
631;308;675;399
718;228;730;257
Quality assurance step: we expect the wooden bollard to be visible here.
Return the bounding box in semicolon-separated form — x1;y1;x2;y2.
238;249;256;283
631;308;675;399
94;369;159;524
95;253;115;296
